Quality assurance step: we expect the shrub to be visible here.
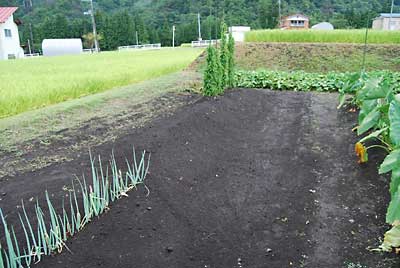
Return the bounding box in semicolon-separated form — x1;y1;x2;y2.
227;33;235;88
202;22;236;96
203;46;223;96
220;23;229;87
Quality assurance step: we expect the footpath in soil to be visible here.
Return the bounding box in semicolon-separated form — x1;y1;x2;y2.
0;89;398;268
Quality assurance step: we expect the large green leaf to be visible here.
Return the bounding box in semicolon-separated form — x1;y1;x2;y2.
389;100;400;146
387;189;400;224
379;149;400;174
357;107;381;135
356;77;382;101
358;99;378;124
364;78;390;100
390;169;400;198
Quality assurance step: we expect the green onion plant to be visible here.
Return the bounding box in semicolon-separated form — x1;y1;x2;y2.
0;147;150;267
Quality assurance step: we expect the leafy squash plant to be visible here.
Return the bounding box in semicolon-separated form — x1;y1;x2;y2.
345;73;400;252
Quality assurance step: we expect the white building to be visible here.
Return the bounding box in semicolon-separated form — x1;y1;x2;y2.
229;26;251;42
0;7;24;60
373;13;400;30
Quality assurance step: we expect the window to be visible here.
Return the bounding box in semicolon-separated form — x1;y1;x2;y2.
290;20;305;27
4;29;12;38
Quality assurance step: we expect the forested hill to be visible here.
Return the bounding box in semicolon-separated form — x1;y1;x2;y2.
0;0;398;51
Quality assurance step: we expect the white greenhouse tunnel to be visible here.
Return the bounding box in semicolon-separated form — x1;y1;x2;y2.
42;39;83;57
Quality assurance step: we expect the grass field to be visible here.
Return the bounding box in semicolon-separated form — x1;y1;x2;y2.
245;29;400;44
0;48;203;118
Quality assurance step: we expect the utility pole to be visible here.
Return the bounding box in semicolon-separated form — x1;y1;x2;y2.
198;13;202;41
29;23;34;53
83;0;99;52
389;0;395;30
172;25;176;48
136;31;139;45
278;0;282;27
27;39;32;54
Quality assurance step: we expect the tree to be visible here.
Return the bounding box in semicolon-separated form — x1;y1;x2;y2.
259;0;279;29
203;45;222;96
227;33;235;88
220;22;228;87
82;32;103;49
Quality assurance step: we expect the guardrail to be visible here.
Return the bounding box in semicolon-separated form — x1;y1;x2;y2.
191;40;218;48
24;53;41;58
118;44;162;51
83;49;97;53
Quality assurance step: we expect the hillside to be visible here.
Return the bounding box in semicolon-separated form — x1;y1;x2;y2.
0;0;398;50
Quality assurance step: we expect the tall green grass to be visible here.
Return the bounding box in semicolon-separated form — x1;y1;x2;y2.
0;48;203;118
245;29;400;44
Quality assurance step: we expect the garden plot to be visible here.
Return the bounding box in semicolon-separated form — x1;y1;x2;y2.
0;89;398;268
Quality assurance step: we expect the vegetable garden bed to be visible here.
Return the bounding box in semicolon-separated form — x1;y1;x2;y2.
0;89;397;267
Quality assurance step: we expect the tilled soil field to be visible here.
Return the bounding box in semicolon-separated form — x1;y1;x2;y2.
0;89;398;268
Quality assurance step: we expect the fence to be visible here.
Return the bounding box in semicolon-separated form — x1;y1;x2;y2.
83;49;96;53
191;40;218;48
118;44;162;51
24;53;41;58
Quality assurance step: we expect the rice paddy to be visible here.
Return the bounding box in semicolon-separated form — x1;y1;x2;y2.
245;29;400;44
0;48;203;118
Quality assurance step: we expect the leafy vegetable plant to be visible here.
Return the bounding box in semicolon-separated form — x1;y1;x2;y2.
339;73;400;252
235;70;400;94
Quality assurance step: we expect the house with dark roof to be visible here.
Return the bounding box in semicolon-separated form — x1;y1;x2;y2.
0;7;24;60
280;14;309;30
373;13;400;30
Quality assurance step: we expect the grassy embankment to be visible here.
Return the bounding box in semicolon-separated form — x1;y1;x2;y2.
245;29;400;44
235;42;400;73
0;48;203;118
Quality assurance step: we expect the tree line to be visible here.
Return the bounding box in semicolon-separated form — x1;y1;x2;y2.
0;0;397;52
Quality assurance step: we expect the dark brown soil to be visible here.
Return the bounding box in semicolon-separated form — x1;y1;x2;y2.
0;89;398;268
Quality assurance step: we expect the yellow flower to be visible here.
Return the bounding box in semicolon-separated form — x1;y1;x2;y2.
355;142;368;163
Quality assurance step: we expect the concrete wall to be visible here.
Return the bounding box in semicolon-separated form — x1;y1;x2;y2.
373;17;400;30
229;26;251;42
0;15;24;60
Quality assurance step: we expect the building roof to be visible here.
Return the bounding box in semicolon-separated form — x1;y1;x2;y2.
0;7;18;24
283;13;309;21
378;13;400;18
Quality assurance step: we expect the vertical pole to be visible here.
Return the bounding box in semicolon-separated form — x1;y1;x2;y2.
198;13;202;41
389;0;395;30
172;25;175;48
27;39;32;54
278;0;282;27
29;23;35;53
89;0;99;52
362;14;370;73
136;31;139;45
